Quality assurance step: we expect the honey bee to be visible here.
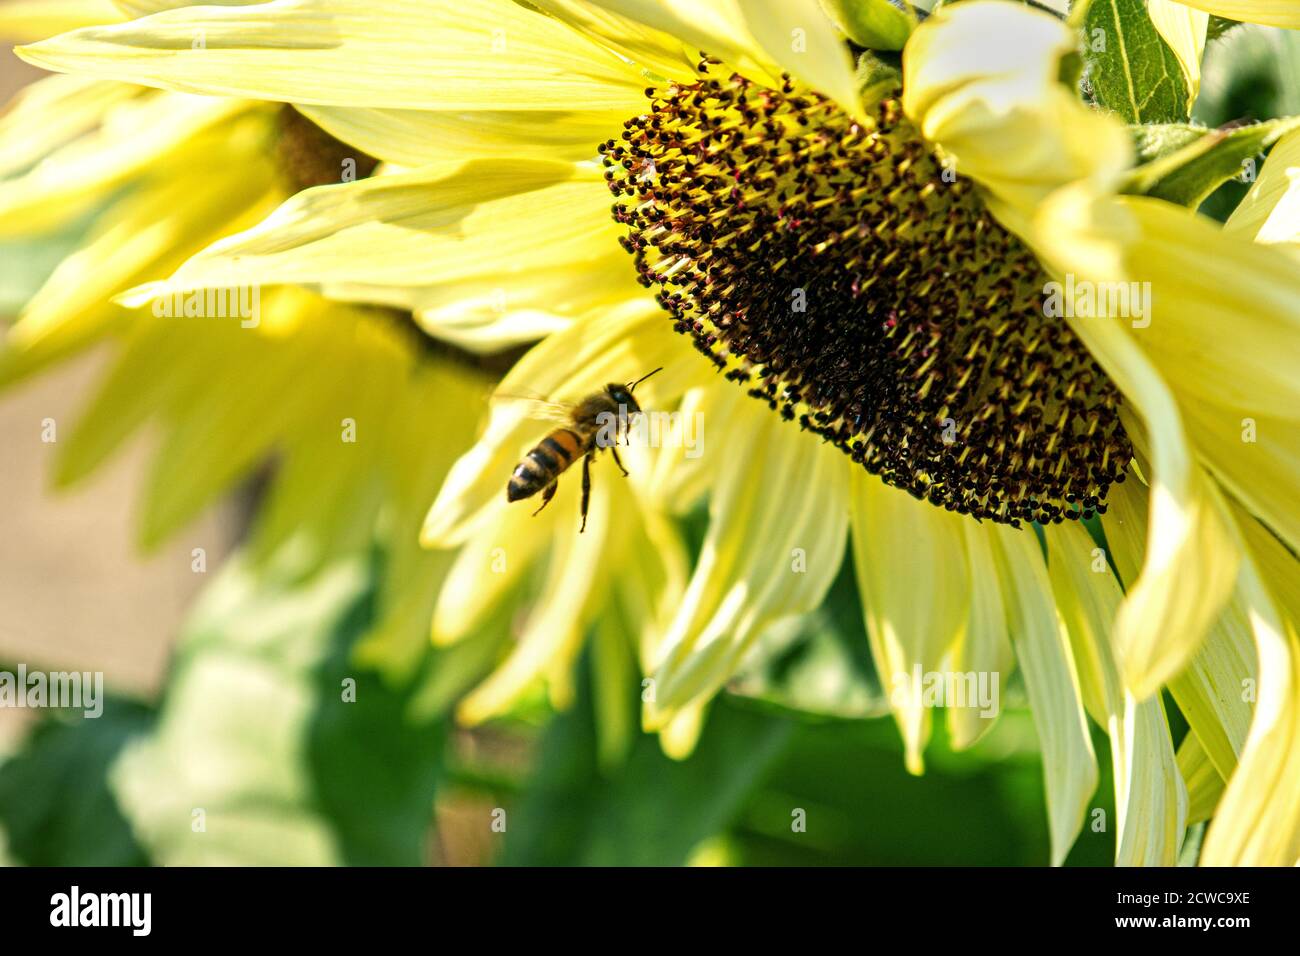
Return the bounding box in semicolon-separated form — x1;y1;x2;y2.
505;367;663;533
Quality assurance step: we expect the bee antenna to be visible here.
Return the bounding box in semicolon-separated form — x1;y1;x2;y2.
627;367;664;393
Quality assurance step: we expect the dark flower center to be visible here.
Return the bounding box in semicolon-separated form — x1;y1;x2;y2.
276;105;380;193
600;65;1130;526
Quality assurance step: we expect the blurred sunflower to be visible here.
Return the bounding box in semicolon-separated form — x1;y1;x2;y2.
0;0;690;761
0;1;503;702
12;0;1300;866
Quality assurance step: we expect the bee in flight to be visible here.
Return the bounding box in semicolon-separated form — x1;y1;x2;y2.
505;368;664;533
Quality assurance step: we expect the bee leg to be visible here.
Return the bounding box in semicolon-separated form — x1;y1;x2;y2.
531;481;557;517
580;454;592;533
610;445;629;478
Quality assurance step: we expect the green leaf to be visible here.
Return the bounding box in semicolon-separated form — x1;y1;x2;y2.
820;0;916;52
1123;116;1300;208
110;549;446;865
855;48;904;106
1130;122;1211;165
1082;0;1192;124
502;664;795;866
0;698;153;866
306;594;446;866
1195;24;1300;124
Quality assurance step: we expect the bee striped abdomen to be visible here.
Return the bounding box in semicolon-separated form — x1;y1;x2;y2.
507;429;584;501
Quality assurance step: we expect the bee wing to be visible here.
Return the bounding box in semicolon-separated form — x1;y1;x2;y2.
492;391;576;425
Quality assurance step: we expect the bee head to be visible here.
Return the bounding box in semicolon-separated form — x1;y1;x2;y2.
608;367;663;415
605;383;640;415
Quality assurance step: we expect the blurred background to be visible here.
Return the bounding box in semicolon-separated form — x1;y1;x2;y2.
0;49;239;756
0;19;1291;867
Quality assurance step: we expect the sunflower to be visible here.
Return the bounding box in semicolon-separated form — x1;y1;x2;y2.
14;0;1300;866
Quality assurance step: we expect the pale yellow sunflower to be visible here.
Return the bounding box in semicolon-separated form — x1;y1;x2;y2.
15;0;1300;866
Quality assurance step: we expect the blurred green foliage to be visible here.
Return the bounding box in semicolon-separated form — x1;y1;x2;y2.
498;672;1120;866
1196;24;1300;221
0;549;452;866
0;538;1118;866
0;696;151;866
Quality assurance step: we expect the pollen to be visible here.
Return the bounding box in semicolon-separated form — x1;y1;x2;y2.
600;64;1131;526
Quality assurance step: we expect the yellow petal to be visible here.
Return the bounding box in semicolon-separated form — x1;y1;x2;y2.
641;384;721;517
1104;478;1256;780
458;452;686;725
728;0;862;117
137;293;352;546
17;0;649;111
989;523;1097;867
1174;0;1300;28
0;92;253;237
627;506;691;676
1047;520;1186;867
115;2;268;12
579;0;862;117
1225;129;1300;244
299;104;623;166
1202;505;1300;866
1147;0;1209;105
616;505;696;755
118;159;626;301
533;0;698;82
322;278;643;355
0;73;136;185
407;271;646;353
1031;188;1242;700
411;304;575;354
354;359;489;677
1044;523;1115;729
946;520;1014;750
1090;195;1300;561
851;473;970;774
49;318;194;489
431;501;553;646
1176;732;1224;825
1115;693;1187;864
0;131;279;387
455;468;618;724
902;0;1131;233
1104;198;1300;422
648;406;850;721
657;704;706;760
0;0;122;40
